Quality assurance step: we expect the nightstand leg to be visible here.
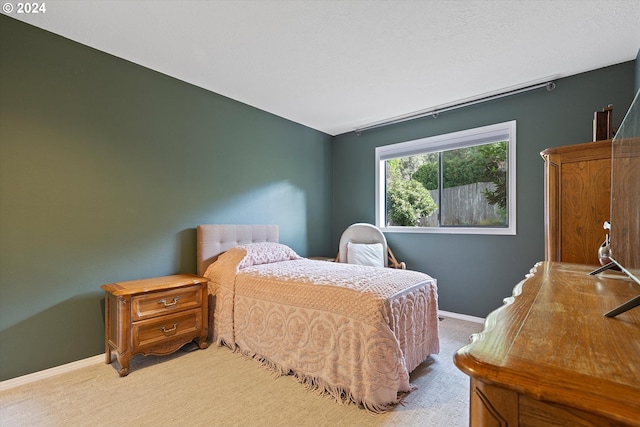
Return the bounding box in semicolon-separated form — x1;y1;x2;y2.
116;353;130;377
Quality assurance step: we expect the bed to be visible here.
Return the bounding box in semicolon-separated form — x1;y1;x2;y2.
197;224;439;412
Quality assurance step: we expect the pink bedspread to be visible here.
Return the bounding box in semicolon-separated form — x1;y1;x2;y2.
204;244;439;412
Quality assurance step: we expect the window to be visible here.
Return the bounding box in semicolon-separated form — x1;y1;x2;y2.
375;121;516;235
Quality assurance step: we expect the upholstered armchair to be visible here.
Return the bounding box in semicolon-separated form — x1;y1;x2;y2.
336;223;406;269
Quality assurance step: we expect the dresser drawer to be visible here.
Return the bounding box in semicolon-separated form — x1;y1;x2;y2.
131;285;202;321
132;308;202;350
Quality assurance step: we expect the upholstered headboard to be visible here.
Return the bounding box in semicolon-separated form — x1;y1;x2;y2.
196;224;279;276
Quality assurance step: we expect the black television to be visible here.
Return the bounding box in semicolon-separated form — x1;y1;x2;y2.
592;89;640;317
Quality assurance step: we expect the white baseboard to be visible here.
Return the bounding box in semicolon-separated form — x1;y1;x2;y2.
438;310;485;324
2;310;483;391
0;354;104;392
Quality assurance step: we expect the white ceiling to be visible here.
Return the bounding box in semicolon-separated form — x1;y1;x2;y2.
5;0;640;135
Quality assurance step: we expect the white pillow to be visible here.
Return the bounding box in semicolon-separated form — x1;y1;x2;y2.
347;242;384;267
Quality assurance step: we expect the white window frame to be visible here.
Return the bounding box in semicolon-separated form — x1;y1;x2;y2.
375;120;516;235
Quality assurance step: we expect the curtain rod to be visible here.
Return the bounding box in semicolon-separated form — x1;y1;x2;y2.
354;80;557;135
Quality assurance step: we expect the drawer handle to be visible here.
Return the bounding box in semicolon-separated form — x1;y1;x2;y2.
160;323;179;333
158;296;181;308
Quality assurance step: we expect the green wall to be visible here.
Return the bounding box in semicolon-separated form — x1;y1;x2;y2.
332;61;636;319
0;15;333;381
636;48;640;93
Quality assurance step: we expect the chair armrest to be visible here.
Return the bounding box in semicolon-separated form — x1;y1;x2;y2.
387;248;406;269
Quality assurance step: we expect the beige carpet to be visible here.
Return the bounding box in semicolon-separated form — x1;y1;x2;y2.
0;316;482;427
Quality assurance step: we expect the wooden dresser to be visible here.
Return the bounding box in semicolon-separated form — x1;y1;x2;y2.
102;274;209;376
541;140;612;265
454;262;640;426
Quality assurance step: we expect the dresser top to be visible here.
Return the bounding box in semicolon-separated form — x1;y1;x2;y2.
101;274;208;295
540;138;612;160
454;261;640;424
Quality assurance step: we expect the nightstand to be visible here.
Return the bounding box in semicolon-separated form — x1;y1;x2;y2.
101;274;209;376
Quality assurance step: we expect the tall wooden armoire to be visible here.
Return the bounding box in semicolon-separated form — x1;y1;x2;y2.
540;139;612;265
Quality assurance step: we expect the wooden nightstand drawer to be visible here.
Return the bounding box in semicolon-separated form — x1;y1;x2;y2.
131;285;202;321
133;308;203;351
